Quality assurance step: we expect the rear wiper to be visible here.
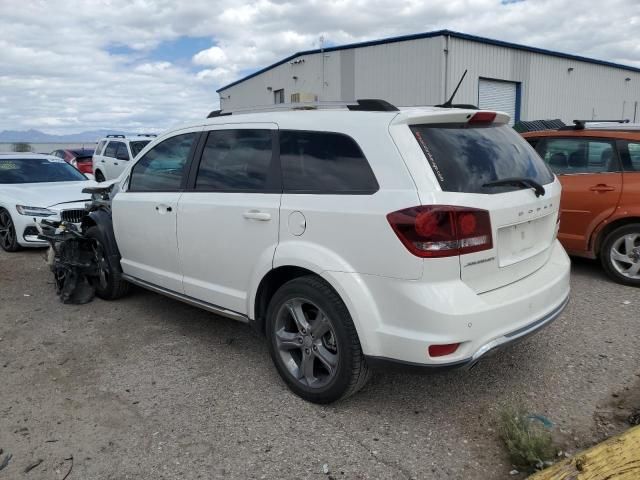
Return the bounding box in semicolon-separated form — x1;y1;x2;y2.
482;177;545;197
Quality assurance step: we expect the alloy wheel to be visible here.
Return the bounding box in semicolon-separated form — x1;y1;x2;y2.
610;233;640;280
0;210;17;251
91;240;110;290
274;298;339;388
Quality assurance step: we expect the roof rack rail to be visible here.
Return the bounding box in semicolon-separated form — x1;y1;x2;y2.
560;119;630;130
207;109;232;118
212;99;399;116
513;119;566;133
106;134;125;138
137;133;157;137
346;99;399;111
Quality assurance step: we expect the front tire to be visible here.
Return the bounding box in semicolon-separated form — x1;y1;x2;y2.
600;223;640;287
0;209;20;252
85;226;130;299
266;276;370;403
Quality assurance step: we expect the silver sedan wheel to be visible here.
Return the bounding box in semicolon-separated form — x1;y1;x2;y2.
274;298;339;388
0;210;16;250
610;233;640;279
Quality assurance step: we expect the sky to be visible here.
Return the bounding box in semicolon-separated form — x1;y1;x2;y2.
0;0;639;135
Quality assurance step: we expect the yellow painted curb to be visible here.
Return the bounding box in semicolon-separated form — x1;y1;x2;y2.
528;424;640;479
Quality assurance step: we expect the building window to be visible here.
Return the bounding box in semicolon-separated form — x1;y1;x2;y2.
273;89;284;104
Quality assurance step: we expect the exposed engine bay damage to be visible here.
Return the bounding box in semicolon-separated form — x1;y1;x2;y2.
37;182;118;304
39;220;101;304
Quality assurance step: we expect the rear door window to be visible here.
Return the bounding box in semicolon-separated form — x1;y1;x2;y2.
116;142;130;160
536;138;619;175
103;141;119;158
279;130;378;194
195;129;275;192
626;142;640;171
410;124;554;194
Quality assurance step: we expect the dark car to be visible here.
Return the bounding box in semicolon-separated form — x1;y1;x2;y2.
51;148;95;175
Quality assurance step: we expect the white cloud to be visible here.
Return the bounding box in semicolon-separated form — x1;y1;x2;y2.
0;0;639;134
193;47;228;67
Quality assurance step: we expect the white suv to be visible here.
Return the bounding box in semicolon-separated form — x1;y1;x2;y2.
92;134;155;181
85;102;570;403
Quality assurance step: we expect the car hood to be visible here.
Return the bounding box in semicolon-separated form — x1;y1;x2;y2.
1;181;95;208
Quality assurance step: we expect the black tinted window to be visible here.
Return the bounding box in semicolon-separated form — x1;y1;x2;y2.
536;138;619;175
116;142;130;160
195;129;274;192
129;133;197;191
279;131;378;193
0;158;87;184
104;141;120;158
410;124;554;194
130;140;150;157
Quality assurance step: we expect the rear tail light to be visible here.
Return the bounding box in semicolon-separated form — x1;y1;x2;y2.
76;160;93;174
387;206;493;258
468;111;496;124
428;343;460;357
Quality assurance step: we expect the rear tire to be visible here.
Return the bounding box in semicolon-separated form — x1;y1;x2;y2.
265;276;370;403
94;170;105;182
85;226;130;299
600;223;640;287
0;208;20;252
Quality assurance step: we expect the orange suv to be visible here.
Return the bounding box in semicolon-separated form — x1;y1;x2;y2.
522;121;640;286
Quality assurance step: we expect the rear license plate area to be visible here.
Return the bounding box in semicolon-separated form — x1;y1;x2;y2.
497;214;554;267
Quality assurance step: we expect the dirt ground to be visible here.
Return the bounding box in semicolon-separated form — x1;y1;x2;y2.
1;249;639;479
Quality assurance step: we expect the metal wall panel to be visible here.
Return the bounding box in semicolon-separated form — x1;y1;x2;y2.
219;34;640;124
352;37;444;106
219;51;342;111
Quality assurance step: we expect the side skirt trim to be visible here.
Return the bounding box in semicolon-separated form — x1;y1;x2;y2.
121;274;249;324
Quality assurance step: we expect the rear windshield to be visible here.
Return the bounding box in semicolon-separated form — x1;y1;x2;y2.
130;140;151;157
410;124;554;194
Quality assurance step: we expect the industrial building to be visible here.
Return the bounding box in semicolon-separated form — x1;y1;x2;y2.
217;30;640;125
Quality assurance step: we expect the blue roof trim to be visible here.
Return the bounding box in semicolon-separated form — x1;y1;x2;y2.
216;29;640;92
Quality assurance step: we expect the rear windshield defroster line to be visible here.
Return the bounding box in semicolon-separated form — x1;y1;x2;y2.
410;124;554;194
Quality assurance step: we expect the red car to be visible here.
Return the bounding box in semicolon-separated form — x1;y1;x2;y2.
51;148;95;175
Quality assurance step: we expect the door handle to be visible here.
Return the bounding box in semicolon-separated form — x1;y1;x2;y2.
243;210;271;221
100;160;105;163
114;162;118;166
589;184;615;192
155;205;173;213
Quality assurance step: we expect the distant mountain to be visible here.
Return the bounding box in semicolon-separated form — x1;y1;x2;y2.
0;129;133;143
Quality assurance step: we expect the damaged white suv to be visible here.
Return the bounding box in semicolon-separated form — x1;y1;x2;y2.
85;101;570;403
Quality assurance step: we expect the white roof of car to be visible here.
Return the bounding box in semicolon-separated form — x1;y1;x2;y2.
198;106;509;130
0;153;59;160
99;135;157;142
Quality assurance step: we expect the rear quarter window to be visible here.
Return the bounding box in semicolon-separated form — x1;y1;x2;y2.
410;124;554;194
279;130;378;194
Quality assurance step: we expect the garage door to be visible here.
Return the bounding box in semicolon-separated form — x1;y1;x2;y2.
478;79;518;125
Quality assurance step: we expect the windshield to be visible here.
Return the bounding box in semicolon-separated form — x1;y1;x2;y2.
410;124;554;194
0;157;87;184
130;140;151;157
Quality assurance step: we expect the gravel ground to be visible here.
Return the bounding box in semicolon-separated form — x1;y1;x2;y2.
0;249;639;479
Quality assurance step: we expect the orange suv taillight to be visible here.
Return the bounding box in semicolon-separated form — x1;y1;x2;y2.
387;206;493;258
